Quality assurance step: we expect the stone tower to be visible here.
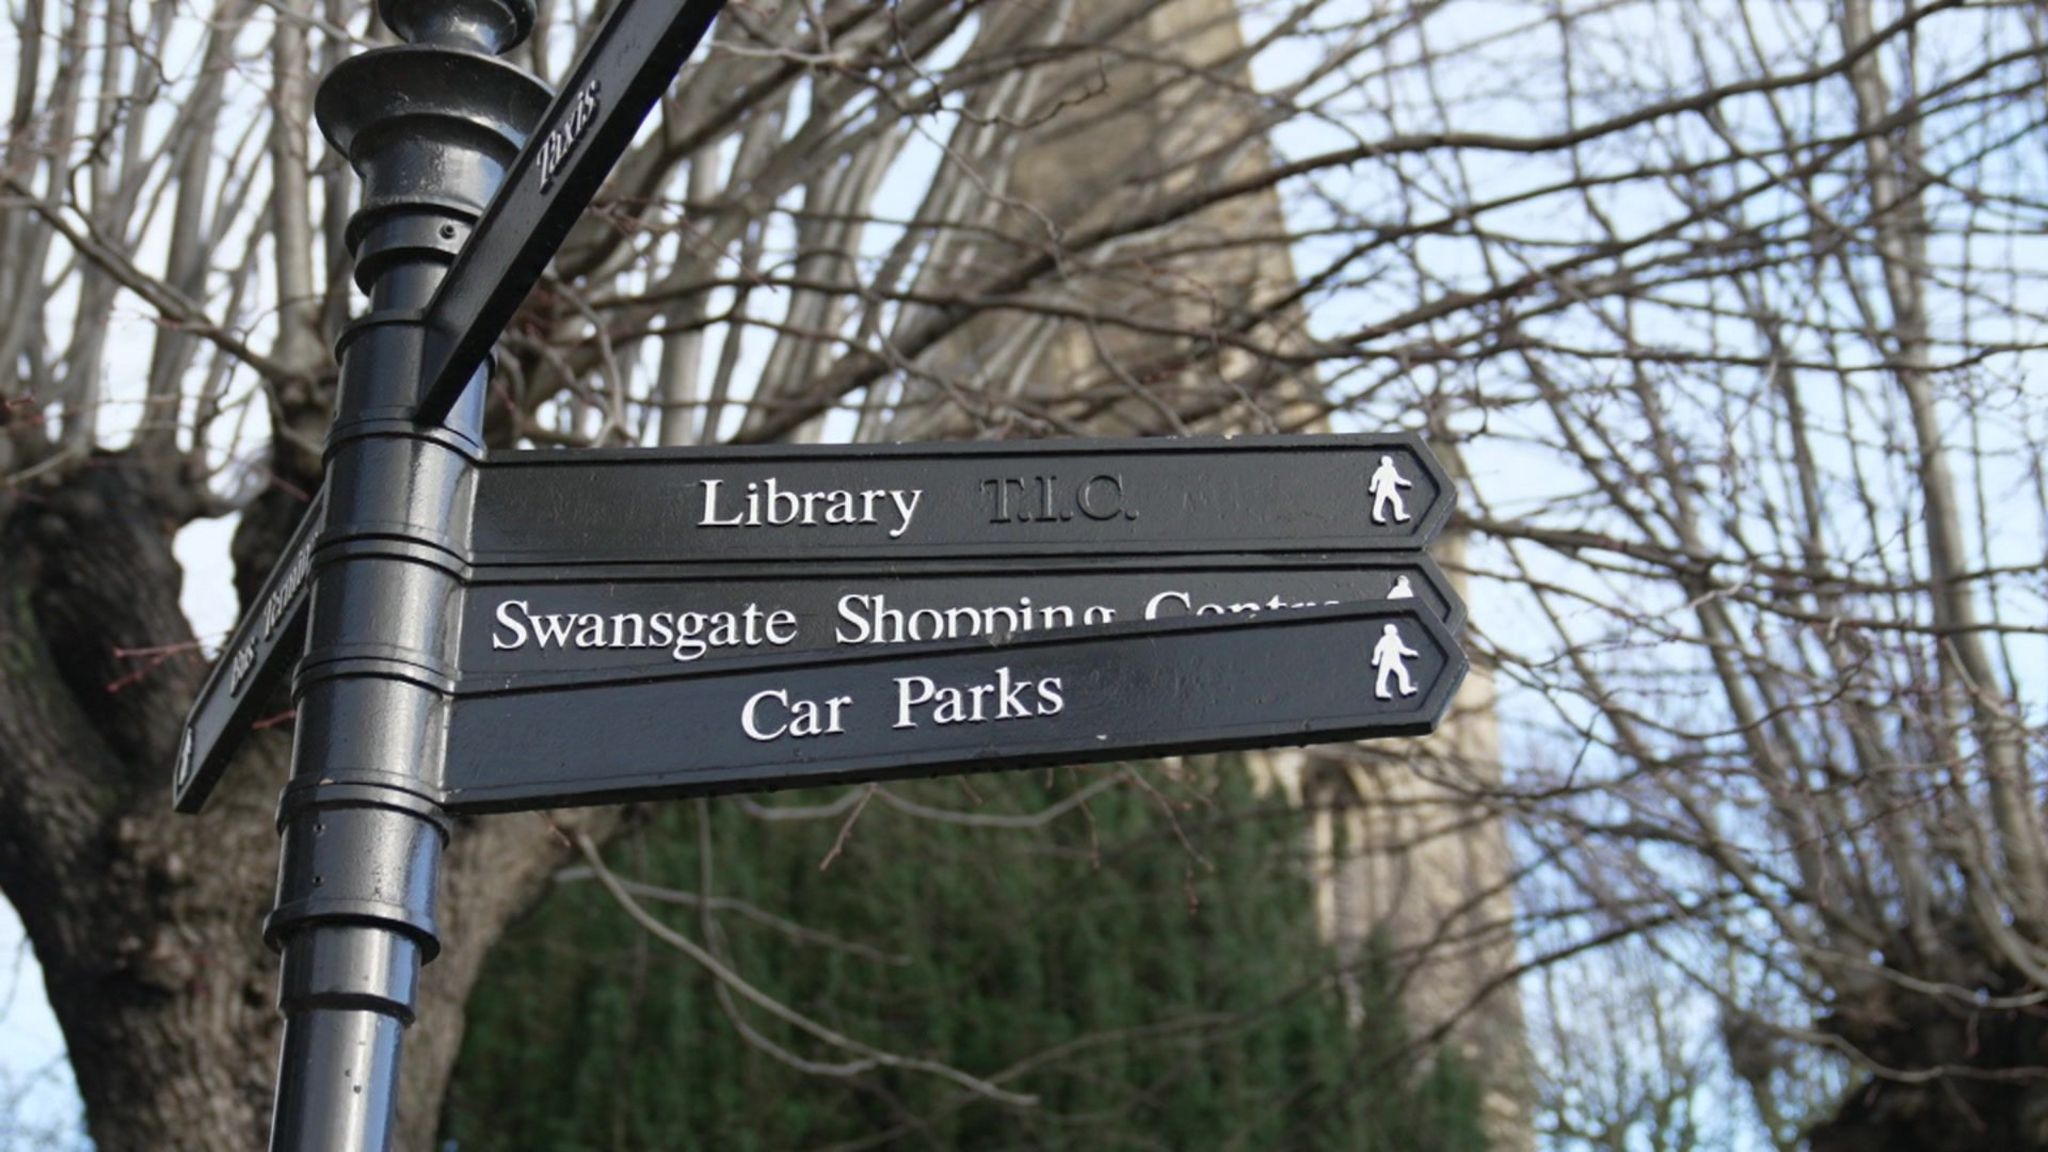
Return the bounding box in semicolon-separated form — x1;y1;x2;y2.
902;3;1530;1145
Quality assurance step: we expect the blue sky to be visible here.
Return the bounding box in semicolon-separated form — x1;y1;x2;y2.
0;902;84;1148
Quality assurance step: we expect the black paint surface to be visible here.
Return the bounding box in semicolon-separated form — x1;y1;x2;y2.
173;492;325;813
442;601;1464;812
472;433;1454;564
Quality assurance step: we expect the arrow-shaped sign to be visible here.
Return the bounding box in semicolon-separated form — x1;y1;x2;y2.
472;432;1455;566
174;492;326;813
415;0;729;425
442;601;1465;813
462;554;1464;687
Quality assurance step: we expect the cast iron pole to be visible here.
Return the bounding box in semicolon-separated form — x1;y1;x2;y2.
267;3;548;1146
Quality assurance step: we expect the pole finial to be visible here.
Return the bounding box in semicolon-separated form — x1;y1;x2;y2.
379;0;535;54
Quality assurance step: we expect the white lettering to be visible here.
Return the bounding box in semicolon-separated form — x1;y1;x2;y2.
742;690;851;740
766;481;801;525
489;600;800;663
538;80;602;192
673;611;707;661
835;593;1113;647
1144;590;1190;619
698;477;925;538
699;479;745;527
887;489;922;538
894;676;936;729
610;612;647;648
228;641;256;694
493;599;530;649
1037;677;1063;715
836;595;872;644
531;612;575;648
892;667;1064;730
742;689;789;741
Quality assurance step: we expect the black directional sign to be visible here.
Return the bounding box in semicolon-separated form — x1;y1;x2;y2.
463;555;1463;686
442;601;1464;813
189;0;1485;1141
472;432;1453;566
173;492;325;813
416;0;729;424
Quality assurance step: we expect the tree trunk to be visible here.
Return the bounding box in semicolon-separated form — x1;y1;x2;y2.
0;452;596;1148
1;455;281;1149
394;808;621;1150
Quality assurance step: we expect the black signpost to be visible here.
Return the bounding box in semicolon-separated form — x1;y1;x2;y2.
172;1;1471;1148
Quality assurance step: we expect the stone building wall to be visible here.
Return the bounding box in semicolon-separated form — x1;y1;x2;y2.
900;3;1531;1146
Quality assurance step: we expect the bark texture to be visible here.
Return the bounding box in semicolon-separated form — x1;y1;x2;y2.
1;456;283;1149
0;453;608;1148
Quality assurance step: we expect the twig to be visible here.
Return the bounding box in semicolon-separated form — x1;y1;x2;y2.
573;833;1038;1108
817;783;876;871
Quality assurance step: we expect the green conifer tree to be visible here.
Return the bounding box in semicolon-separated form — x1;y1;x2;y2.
444;765;1487;1150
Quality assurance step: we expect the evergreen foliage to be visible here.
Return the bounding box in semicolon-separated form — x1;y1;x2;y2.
444;766;1487;1150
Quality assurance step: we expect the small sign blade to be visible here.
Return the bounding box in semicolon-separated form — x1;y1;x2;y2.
442;601;1466;813
173;492;326;813
416;0;729;424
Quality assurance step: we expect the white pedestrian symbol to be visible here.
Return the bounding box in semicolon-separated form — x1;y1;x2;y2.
1388;575;1414;600
1368;456;1413;524
1371;623;1420;699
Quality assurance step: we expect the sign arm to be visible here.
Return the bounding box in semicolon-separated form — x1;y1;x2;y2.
442;602;1468;813
415;0;729;426
172;491;325;813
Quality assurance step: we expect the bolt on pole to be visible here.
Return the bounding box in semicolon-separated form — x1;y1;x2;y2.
265;2;548;1146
